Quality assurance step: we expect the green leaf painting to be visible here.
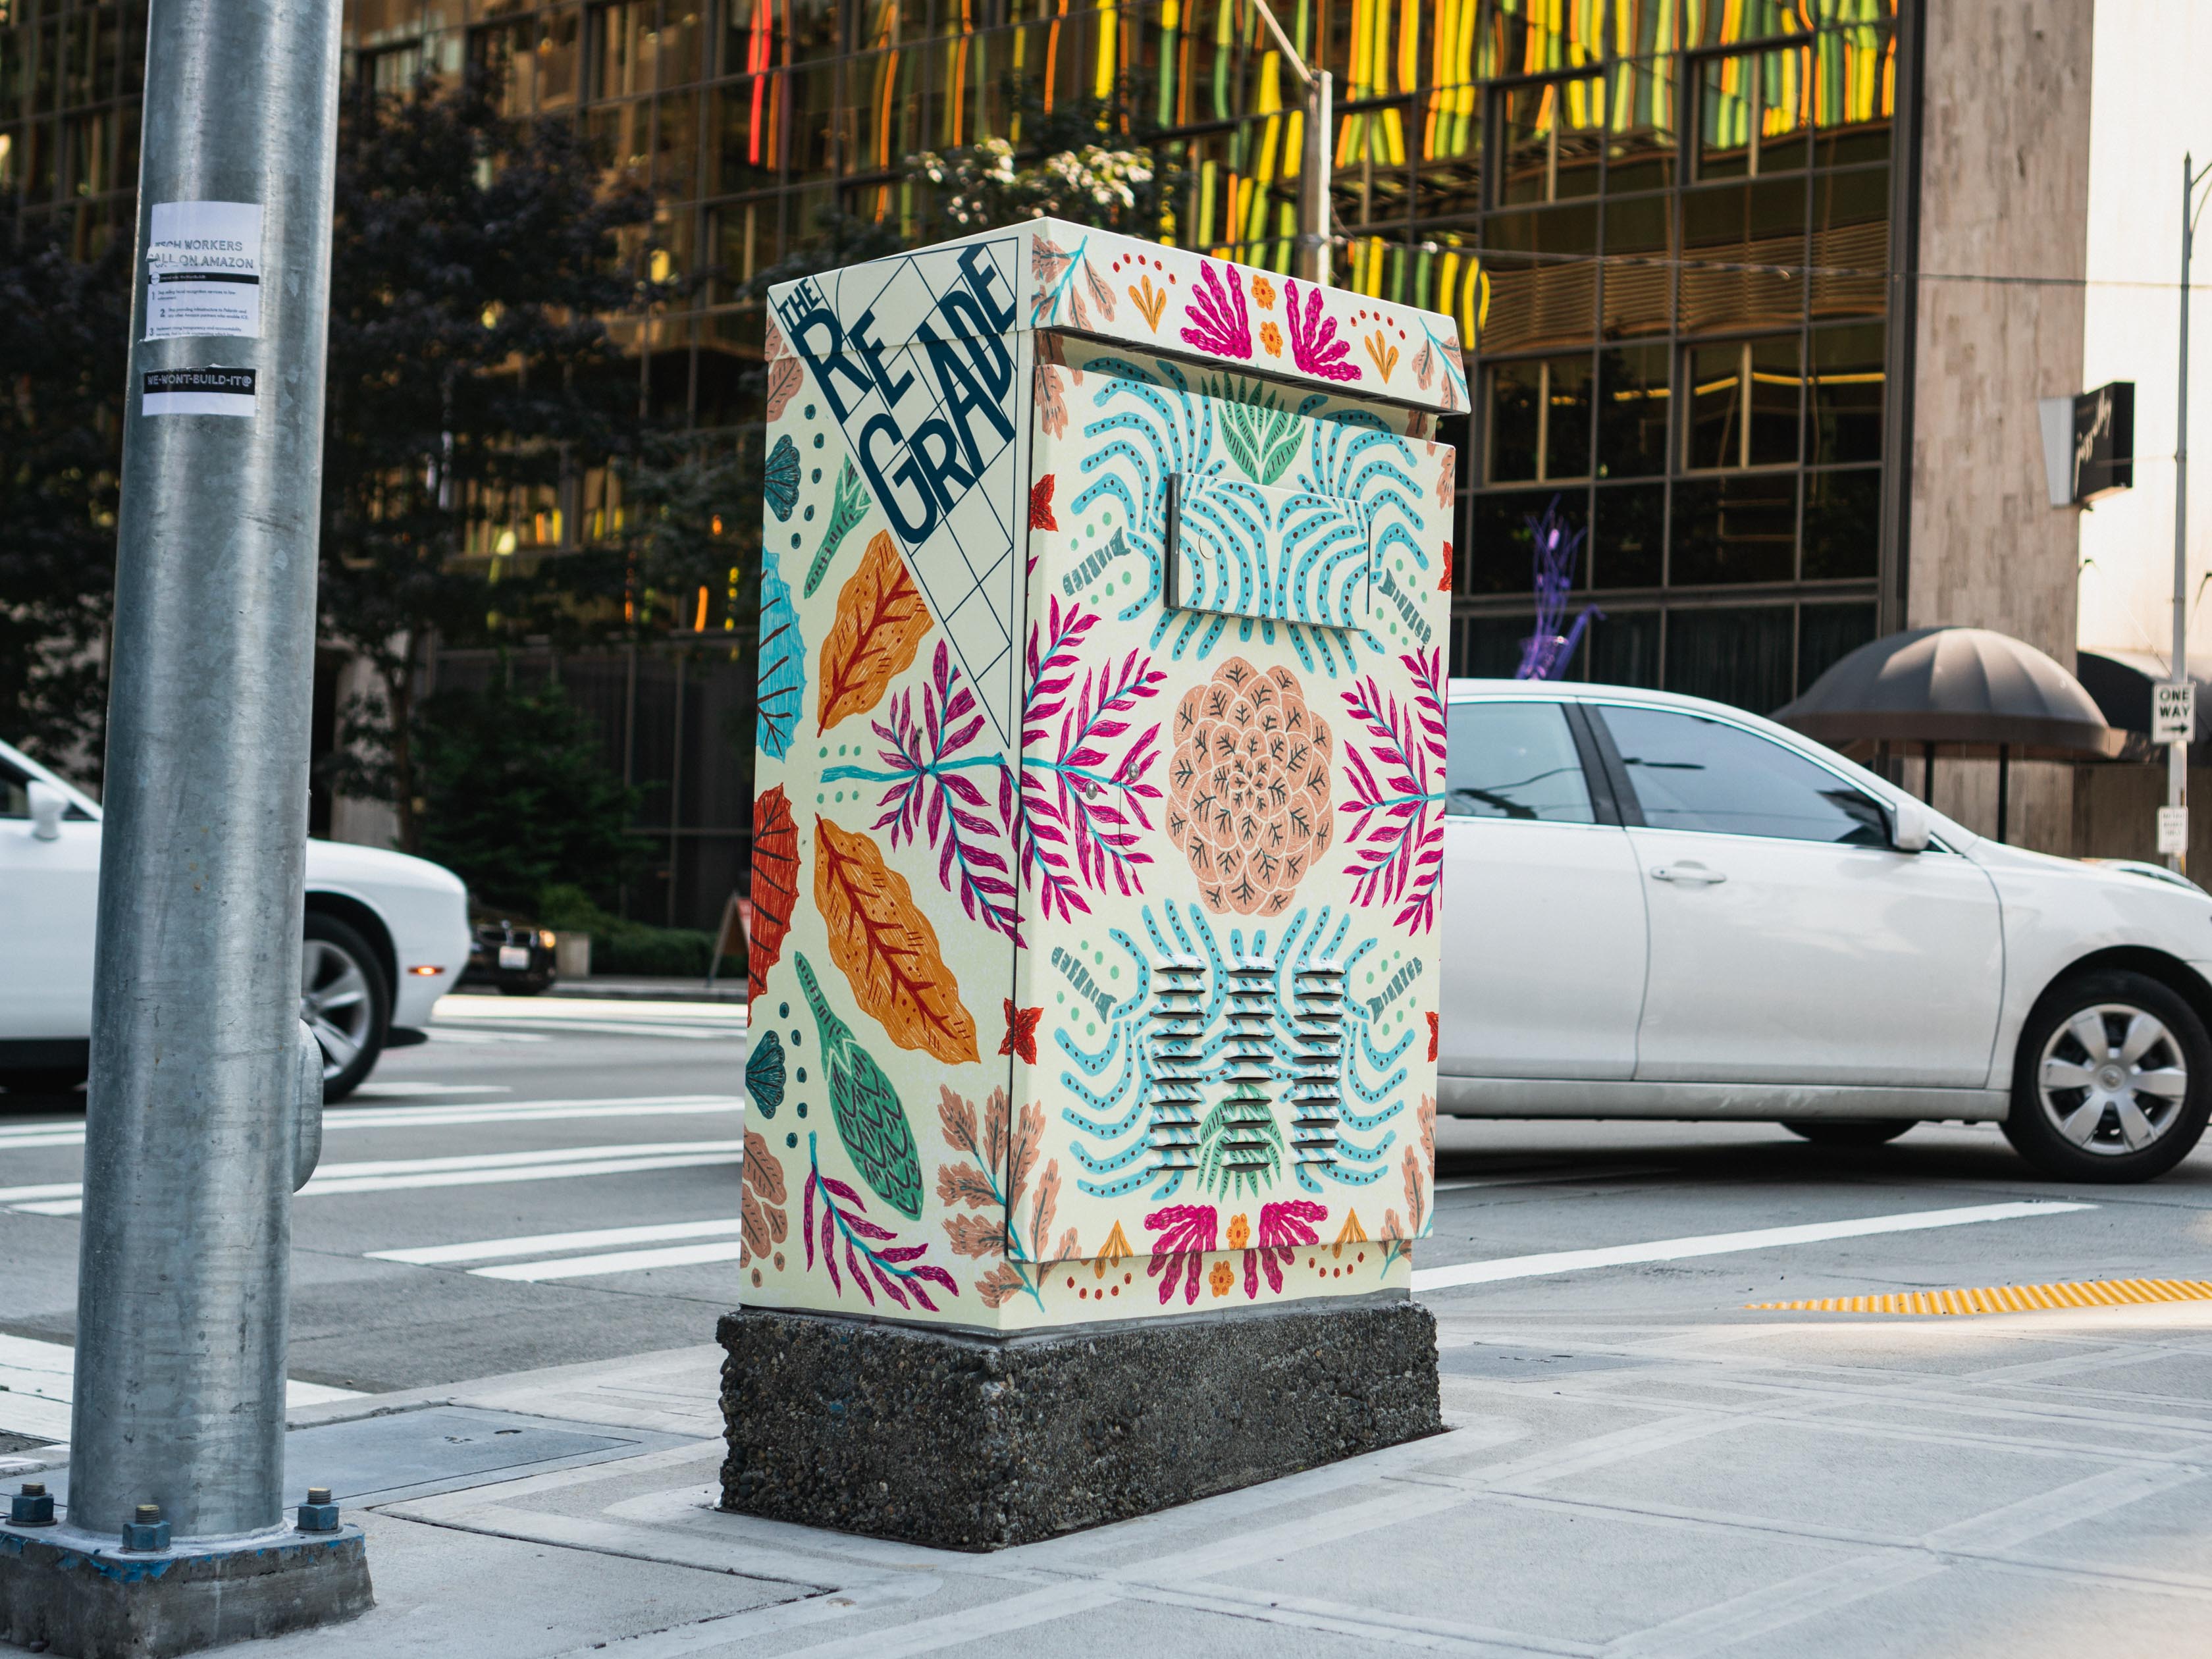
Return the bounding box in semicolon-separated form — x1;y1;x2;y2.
802;460;873;598
1196;1084;1284;1198
795;952;924;1219
1209;378;1304;486
745;1027;785;1118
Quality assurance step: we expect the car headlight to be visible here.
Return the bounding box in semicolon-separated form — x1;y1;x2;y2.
539;929;557;949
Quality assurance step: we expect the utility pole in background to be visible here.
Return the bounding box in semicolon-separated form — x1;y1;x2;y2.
0;0;372;1647
1248;0;1332;288
2172;154;2212;875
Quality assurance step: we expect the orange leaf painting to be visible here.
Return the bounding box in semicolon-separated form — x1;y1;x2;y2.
748;785;799;1002
814;815;980;1065
818;532;932;733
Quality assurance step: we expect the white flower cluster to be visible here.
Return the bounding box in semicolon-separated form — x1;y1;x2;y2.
908;138;1154;232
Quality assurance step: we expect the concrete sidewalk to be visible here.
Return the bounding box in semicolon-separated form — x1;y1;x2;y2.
12;1294;2209;1657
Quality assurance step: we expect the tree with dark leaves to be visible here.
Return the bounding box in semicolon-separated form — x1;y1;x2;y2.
0;207;130;777
317;74;653;852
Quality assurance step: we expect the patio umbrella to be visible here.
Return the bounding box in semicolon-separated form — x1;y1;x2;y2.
1775;627;2124;843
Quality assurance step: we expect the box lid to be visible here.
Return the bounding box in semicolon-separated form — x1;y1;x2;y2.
768;219;1468;415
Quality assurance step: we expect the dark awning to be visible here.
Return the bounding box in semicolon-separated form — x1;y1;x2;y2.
2078;648;2209;758
1776;627;2125;760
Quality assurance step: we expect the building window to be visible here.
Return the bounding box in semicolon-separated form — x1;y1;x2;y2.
1684;337;1802;472
1488;356;1593;485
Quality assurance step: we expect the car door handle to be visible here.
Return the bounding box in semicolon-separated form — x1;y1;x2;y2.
1650;864;1727;885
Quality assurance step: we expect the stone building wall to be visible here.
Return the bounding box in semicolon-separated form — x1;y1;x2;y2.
1907;1;2096;853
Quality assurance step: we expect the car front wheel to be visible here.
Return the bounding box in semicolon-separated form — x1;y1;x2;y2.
2003;969;2212;1183
303;912;389;1103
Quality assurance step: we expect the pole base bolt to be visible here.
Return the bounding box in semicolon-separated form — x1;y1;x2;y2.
296;1487;340;1533
9;1483;55;1525
122;1503;171;1551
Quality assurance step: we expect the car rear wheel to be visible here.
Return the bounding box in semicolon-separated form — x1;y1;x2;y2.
2003;969;2212;1183
1781;1120;1912;1147
303;912;388;1103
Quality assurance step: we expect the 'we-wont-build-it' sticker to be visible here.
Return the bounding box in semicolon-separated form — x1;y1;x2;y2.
142;367;255;418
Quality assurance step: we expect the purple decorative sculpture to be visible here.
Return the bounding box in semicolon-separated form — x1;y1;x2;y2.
1515;496;1600;681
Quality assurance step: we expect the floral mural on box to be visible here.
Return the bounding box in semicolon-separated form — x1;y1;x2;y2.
749;221;1455;1332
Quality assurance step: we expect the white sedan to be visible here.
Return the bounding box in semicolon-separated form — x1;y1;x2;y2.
1439;681;2212;1182
0;737;471;1100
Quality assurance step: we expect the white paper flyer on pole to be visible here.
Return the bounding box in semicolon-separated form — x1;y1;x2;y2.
144;200;265;340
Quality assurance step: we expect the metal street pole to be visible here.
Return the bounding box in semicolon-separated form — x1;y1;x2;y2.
70;0;344;1545
2174;153;2194;874
1247;0;1330;288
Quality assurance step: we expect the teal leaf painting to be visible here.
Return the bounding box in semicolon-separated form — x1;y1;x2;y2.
756;544;803;759
802;459;872;598
745;1028;785;1118
765;434;801;521
795;952;924;1220
1209;379;1304;485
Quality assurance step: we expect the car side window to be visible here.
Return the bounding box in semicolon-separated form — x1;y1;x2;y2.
1600;705;1888;846
1446;702;1596;823
0;762;28;818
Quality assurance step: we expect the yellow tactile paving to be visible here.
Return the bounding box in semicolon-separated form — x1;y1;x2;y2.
1748;1278;2212;1317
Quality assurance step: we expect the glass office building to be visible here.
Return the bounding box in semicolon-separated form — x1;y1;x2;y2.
1;0;1907;922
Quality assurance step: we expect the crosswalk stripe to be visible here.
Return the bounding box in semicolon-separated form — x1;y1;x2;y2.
0;1095;744;1151
0;1333;361;1444
471;1240;752;1281
435;995;747;1025
1409;1200;2094;1293
4;1140;747;1213
369;1217;747;1265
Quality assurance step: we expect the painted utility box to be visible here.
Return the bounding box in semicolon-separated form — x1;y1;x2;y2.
729;223;1464;1543
739;223;1463;1344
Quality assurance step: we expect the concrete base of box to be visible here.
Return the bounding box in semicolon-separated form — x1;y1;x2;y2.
717;1297;1441;1550
0;1521;373;1658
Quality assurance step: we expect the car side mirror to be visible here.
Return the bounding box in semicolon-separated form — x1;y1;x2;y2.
1889;795;1932;854
25;780;65;842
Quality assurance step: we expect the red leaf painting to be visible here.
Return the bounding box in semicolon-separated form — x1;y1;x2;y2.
748;785;799;1001
999;999;1041;1065
1029;474;1058;531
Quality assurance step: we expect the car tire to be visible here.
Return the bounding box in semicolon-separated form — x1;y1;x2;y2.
1781;1120;1912;1147
1;1067;88;1096
2002;969;2212;1184
303;912;389;1104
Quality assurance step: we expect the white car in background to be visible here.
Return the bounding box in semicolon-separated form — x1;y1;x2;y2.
1440;681;2212;1183
0;738;471;1101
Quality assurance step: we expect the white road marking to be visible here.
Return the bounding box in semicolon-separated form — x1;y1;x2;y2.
370;1217;747;1265
472;1240;752;1281
440;1018;734;1041
350;1082;513;1097
0;1333;359;1444
436;995;746;1026
1433;1165;1670;1192
1410;1200;2094;1293
5;1140;747;1214
0;1095;745;1151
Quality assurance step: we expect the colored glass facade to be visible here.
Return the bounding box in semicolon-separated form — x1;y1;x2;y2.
1;0;1905;919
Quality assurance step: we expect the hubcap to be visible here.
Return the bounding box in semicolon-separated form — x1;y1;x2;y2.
301;938;373;1082
2036;1003;2190;1157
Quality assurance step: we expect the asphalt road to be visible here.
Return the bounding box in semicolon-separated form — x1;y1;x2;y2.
5;993;2212;1452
